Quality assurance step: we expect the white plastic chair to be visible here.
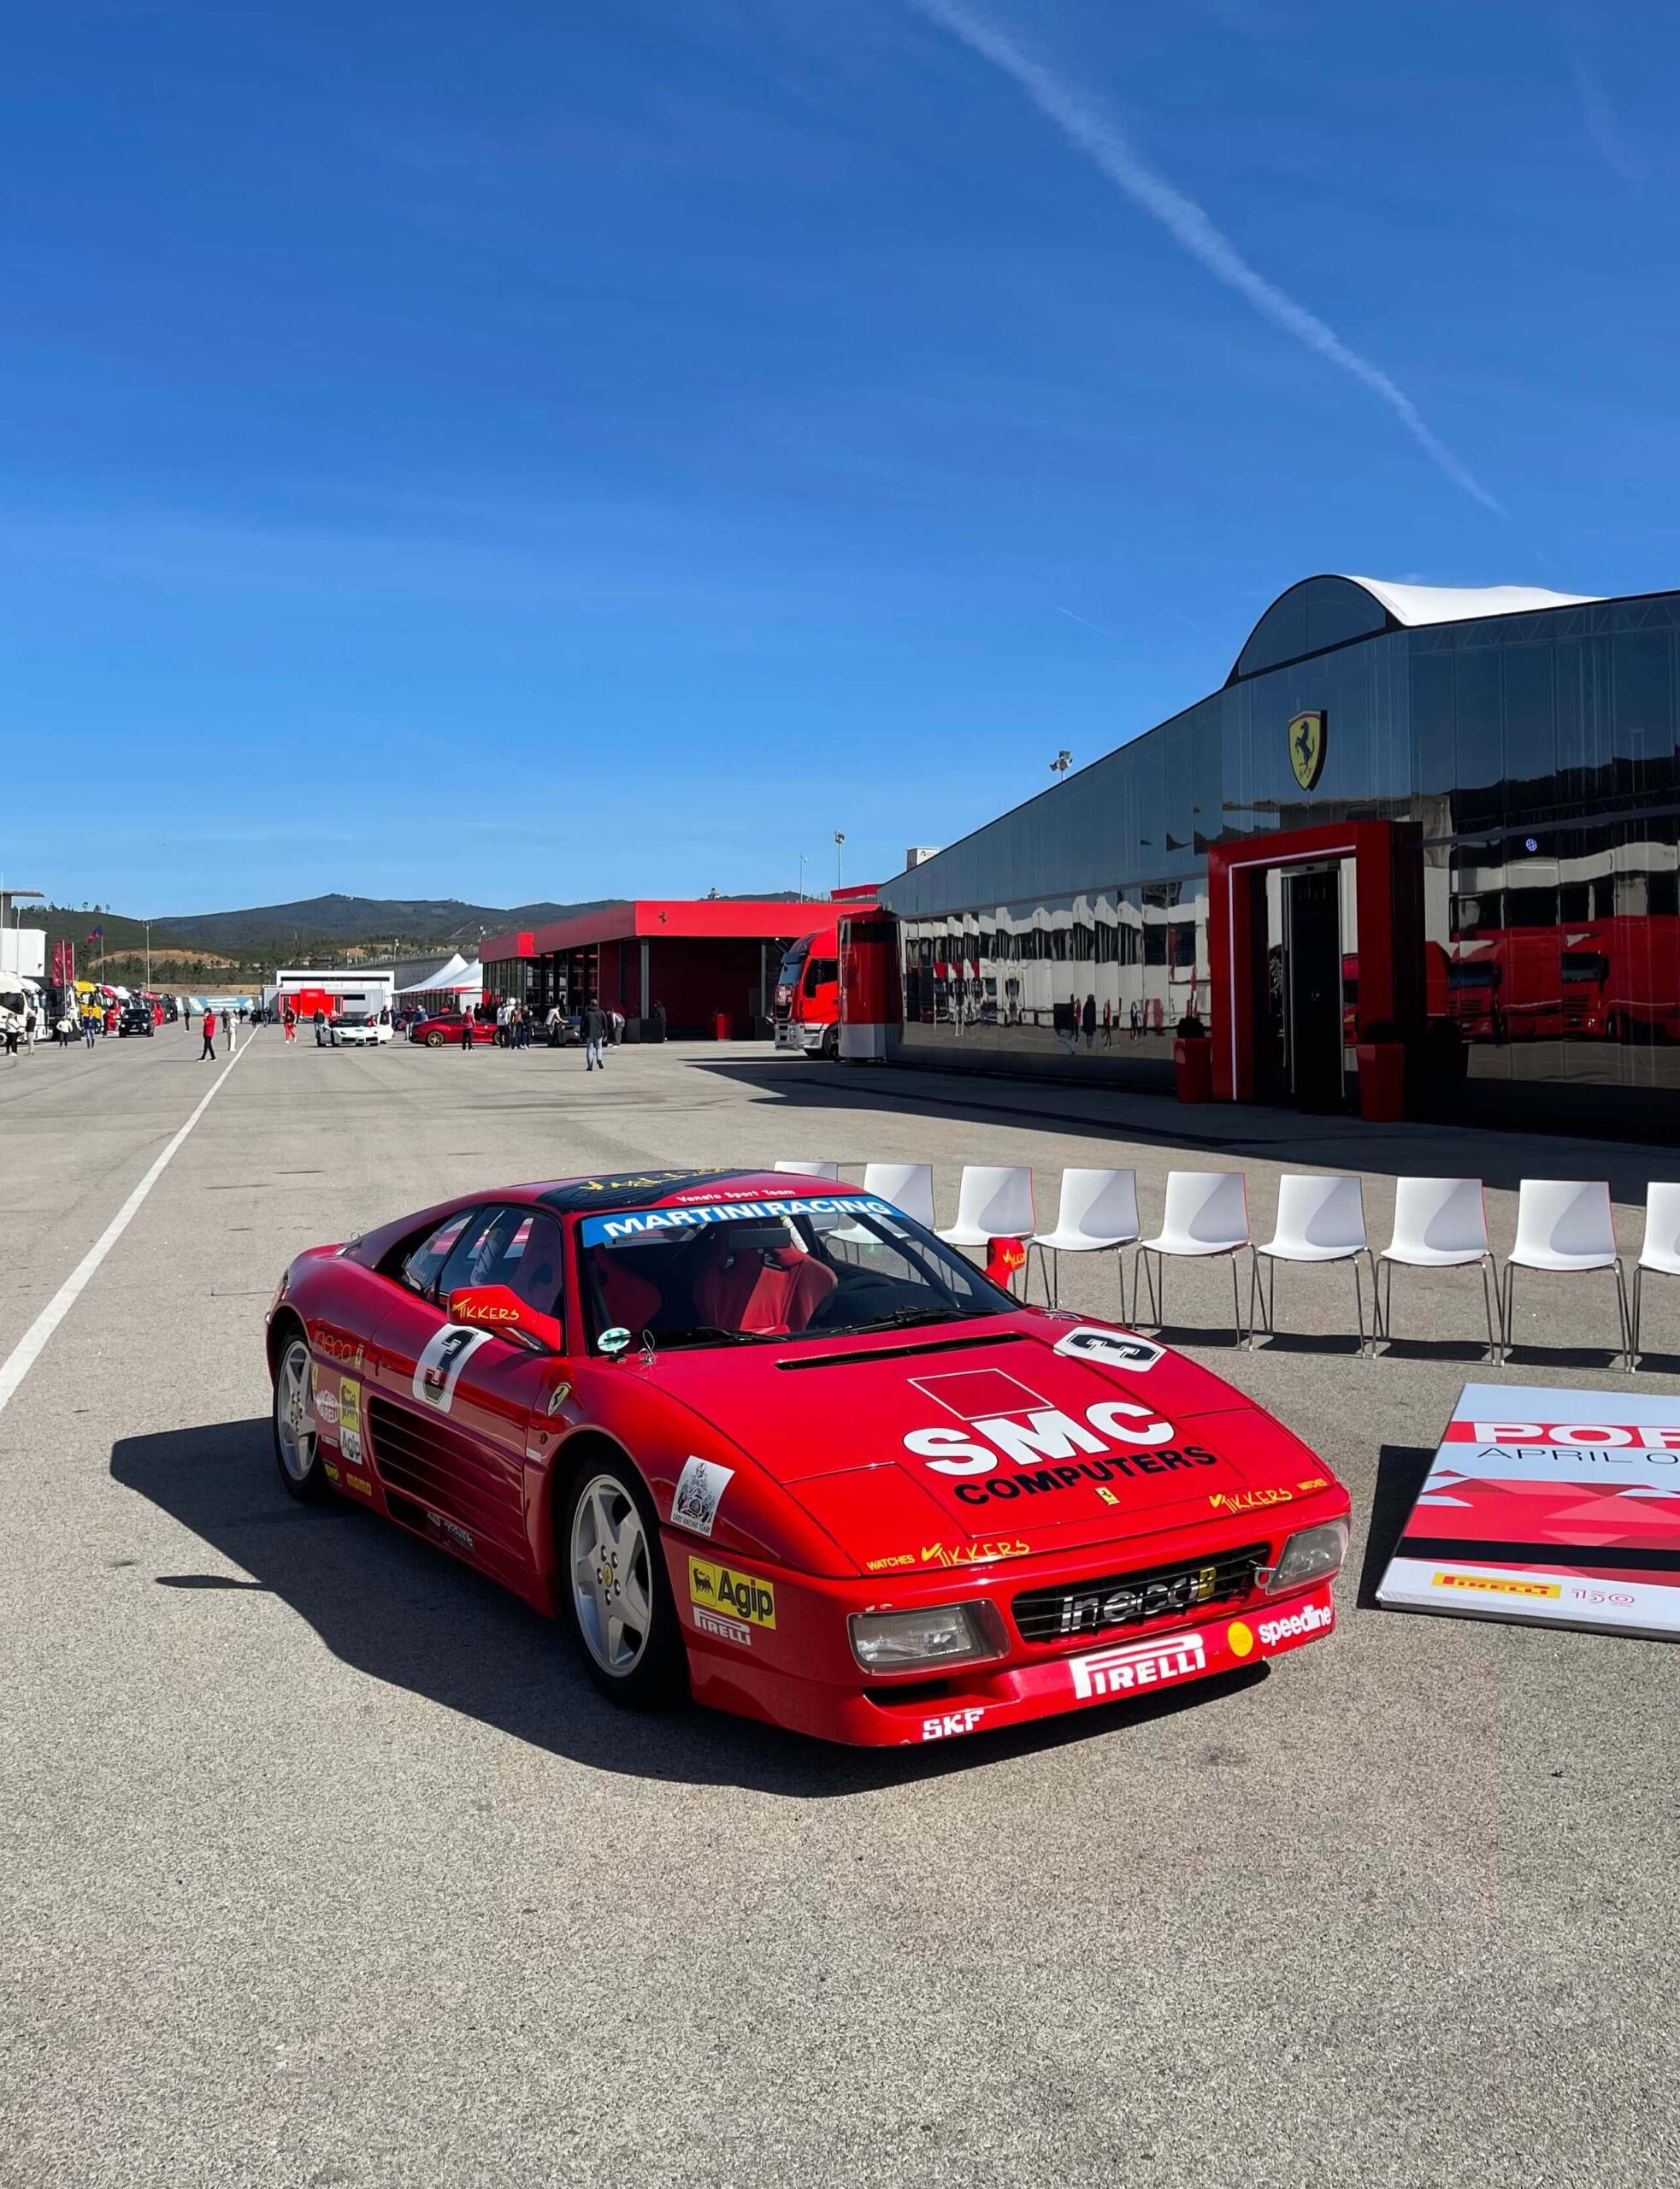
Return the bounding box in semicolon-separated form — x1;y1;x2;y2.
1027;1168;1139;1308
775;1160;840;1179
1631;1183;1680;1367
1134;1171;1249;1343
938;1167;1035;1289
1251;1175;1376;1357
1377;1177;1499;1360
1501;1179;1630;1372
831;1162;936;1245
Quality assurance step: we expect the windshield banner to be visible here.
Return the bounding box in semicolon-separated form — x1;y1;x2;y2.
1376;1381;1680;1640
581;1196;897;1245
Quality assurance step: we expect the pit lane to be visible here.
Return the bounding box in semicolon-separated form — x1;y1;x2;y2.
2;1025;1673;2187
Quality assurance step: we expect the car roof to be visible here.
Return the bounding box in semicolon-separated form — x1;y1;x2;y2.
533;1167;840;1215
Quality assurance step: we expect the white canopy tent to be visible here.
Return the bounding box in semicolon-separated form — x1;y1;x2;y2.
398;955;484;1004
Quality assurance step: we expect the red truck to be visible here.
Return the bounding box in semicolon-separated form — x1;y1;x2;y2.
774;888;875;1058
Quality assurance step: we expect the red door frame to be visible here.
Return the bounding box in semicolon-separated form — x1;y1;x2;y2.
1207;819;1417;1103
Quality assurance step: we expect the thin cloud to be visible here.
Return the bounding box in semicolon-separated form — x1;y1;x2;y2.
907;0;1506;518
1568;54;1641;185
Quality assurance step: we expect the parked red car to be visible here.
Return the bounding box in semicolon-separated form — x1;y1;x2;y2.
408;1012;498;1047
266;1170;1347;1746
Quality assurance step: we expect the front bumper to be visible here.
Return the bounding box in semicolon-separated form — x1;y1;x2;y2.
675;1544;1339;1746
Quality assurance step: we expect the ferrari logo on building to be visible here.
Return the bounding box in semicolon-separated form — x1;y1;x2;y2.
1288;711;1326;791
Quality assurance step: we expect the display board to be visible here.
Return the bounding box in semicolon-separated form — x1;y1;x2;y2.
1377;1383;1680;1641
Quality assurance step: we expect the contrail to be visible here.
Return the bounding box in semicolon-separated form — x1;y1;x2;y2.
908;0;1505;517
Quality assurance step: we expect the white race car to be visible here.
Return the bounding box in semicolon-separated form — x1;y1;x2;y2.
333;1012;394;1047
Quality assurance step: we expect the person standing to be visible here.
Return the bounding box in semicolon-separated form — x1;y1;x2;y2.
55;1012;71;1049
581;994;607;1071
201;1007;217;1062
1082;993;1097;1051
545;1001;563;1048
460;1012;475;1056
1101;1000;1112;1047
82;1010;97;1050
226;1008;238;1055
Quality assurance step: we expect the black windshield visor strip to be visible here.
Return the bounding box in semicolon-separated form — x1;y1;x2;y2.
776;1330;1023;1372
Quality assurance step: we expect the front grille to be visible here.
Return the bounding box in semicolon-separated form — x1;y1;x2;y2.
1012;1541;1267;1645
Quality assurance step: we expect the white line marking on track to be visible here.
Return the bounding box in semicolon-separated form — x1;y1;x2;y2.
0;1042;250;1419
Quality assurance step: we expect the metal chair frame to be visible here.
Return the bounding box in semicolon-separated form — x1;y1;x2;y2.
1132;1242;1247;1347
1248;1246;1378;1358
1500;1256;1632;1372
1378;1251;1502;1362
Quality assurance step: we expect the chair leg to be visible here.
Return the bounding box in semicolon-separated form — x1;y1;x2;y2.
1246;1250;1261;1347
1479;1255;1499;1364
1500;1262;1515;1364
1631;1266;1643;1370
1613;1259;1632;1373
1229;1253;1242;1348
1353;1254;1369;1359
1380;1256;1394;1350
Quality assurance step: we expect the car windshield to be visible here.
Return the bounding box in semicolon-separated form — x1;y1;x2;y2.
578;1193;1012;1352
341;1012;373;1025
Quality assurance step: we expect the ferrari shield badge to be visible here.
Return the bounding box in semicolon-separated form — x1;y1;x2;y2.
1288;710;1326;792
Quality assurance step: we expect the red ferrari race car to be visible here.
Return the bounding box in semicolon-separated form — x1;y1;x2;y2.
266;1170;1349;1746
408;1012;498;1047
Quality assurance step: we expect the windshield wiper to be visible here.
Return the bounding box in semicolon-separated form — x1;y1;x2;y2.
849;1305;994;1334
645;1326;775;1350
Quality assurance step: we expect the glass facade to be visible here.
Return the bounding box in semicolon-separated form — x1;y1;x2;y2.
881;583;1680;1129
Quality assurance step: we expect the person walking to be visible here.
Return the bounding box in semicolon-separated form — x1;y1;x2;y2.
1082;993;1097;1051
3;1007;19;1061
313;1007;327;1047
201;1007;217;1062
283;1004;297;1044
581;994;607;1071
1101;1000;1112;1047
545;1001;563;1048
82;1010;97;1050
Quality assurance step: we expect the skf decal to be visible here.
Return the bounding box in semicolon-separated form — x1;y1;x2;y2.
921;1708;984;1742
693;1605;753;1649
688;1557;775;1630
1070;1631;1206;1701
1052;1326;1164;1372
412;1324;490;1412
1208;1485;1293;1516
1431;1572;1561;1601
671;1456;734;1538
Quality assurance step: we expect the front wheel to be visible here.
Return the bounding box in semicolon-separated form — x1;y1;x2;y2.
821;1024;840;1059
561;1458;687;1710
272;1331;334;1503
425;1030;444;1048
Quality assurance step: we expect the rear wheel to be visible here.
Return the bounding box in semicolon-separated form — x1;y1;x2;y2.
272;1331;334;1503
425;1030;444;1047
561;1457;687;1709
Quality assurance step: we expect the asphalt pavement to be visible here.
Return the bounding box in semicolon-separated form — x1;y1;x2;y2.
2;1025;1675;2187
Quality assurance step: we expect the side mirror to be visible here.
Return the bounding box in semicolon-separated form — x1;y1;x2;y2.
447;1285;563;1354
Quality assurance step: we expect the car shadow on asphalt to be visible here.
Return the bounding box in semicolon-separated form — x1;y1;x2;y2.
110;1418;1270;1799
1355;1444;1435;1610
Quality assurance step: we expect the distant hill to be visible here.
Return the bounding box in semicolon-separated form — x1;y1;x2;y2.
152;894;623;953
35;906;231;966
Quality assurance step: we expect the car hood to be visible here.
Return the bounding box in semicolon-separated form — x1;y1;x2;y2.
628;1316;1335;1569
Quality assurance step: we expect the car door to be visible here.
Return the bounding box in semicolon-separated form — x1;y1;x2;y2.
366;1205;563;1594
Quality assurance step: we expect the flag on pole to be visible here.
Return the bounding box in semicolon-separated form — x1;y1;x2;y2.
85;925;103;943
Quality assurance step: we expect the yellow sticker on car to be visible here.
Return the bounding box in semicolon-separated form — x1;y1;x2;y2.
688;1557;776;1630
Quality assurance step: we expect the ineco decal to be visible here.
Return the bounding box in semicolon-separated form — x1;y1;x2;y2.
582;1197;890;1244
921;1708;984;1742
311;1329;364;1370
1069;1632;1206;1701
671;1456;734;1538
1057;1562;1221;1638
688;1557;776;1630
412;1324;490;1412
1052;1326;1164;1372
1431;1572;1562;1601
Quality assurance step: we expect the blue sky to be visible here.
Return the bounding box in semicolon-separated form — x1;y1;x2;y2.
3;0;1676;916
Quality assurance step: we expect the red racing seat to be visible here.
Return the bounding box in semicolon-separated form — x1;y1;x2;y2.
599;1260;662;1335
693;1237;837;1336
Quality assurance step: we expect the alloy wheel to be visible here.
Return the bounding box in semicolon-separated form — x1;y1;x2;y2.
570;1473;654;1676
274;1337;318;1484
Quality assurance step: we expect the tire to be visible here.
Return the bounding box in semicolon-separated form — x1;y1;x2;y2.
560;1454;688;1710
425;1030;444;1048
821;1025;840;1059
272;1330;335;1504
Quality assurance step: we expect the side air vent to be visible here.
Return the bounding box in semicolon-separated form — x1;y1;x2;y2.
366;1396;527;1567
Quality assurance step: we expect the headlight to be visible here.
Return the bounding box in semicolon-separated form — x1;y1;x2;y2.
1267;1519;1348;1596
849;1600;1008;1673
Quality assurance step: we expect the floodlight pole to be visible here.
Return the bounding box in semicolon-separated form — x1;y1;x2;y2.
834;829;846;893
